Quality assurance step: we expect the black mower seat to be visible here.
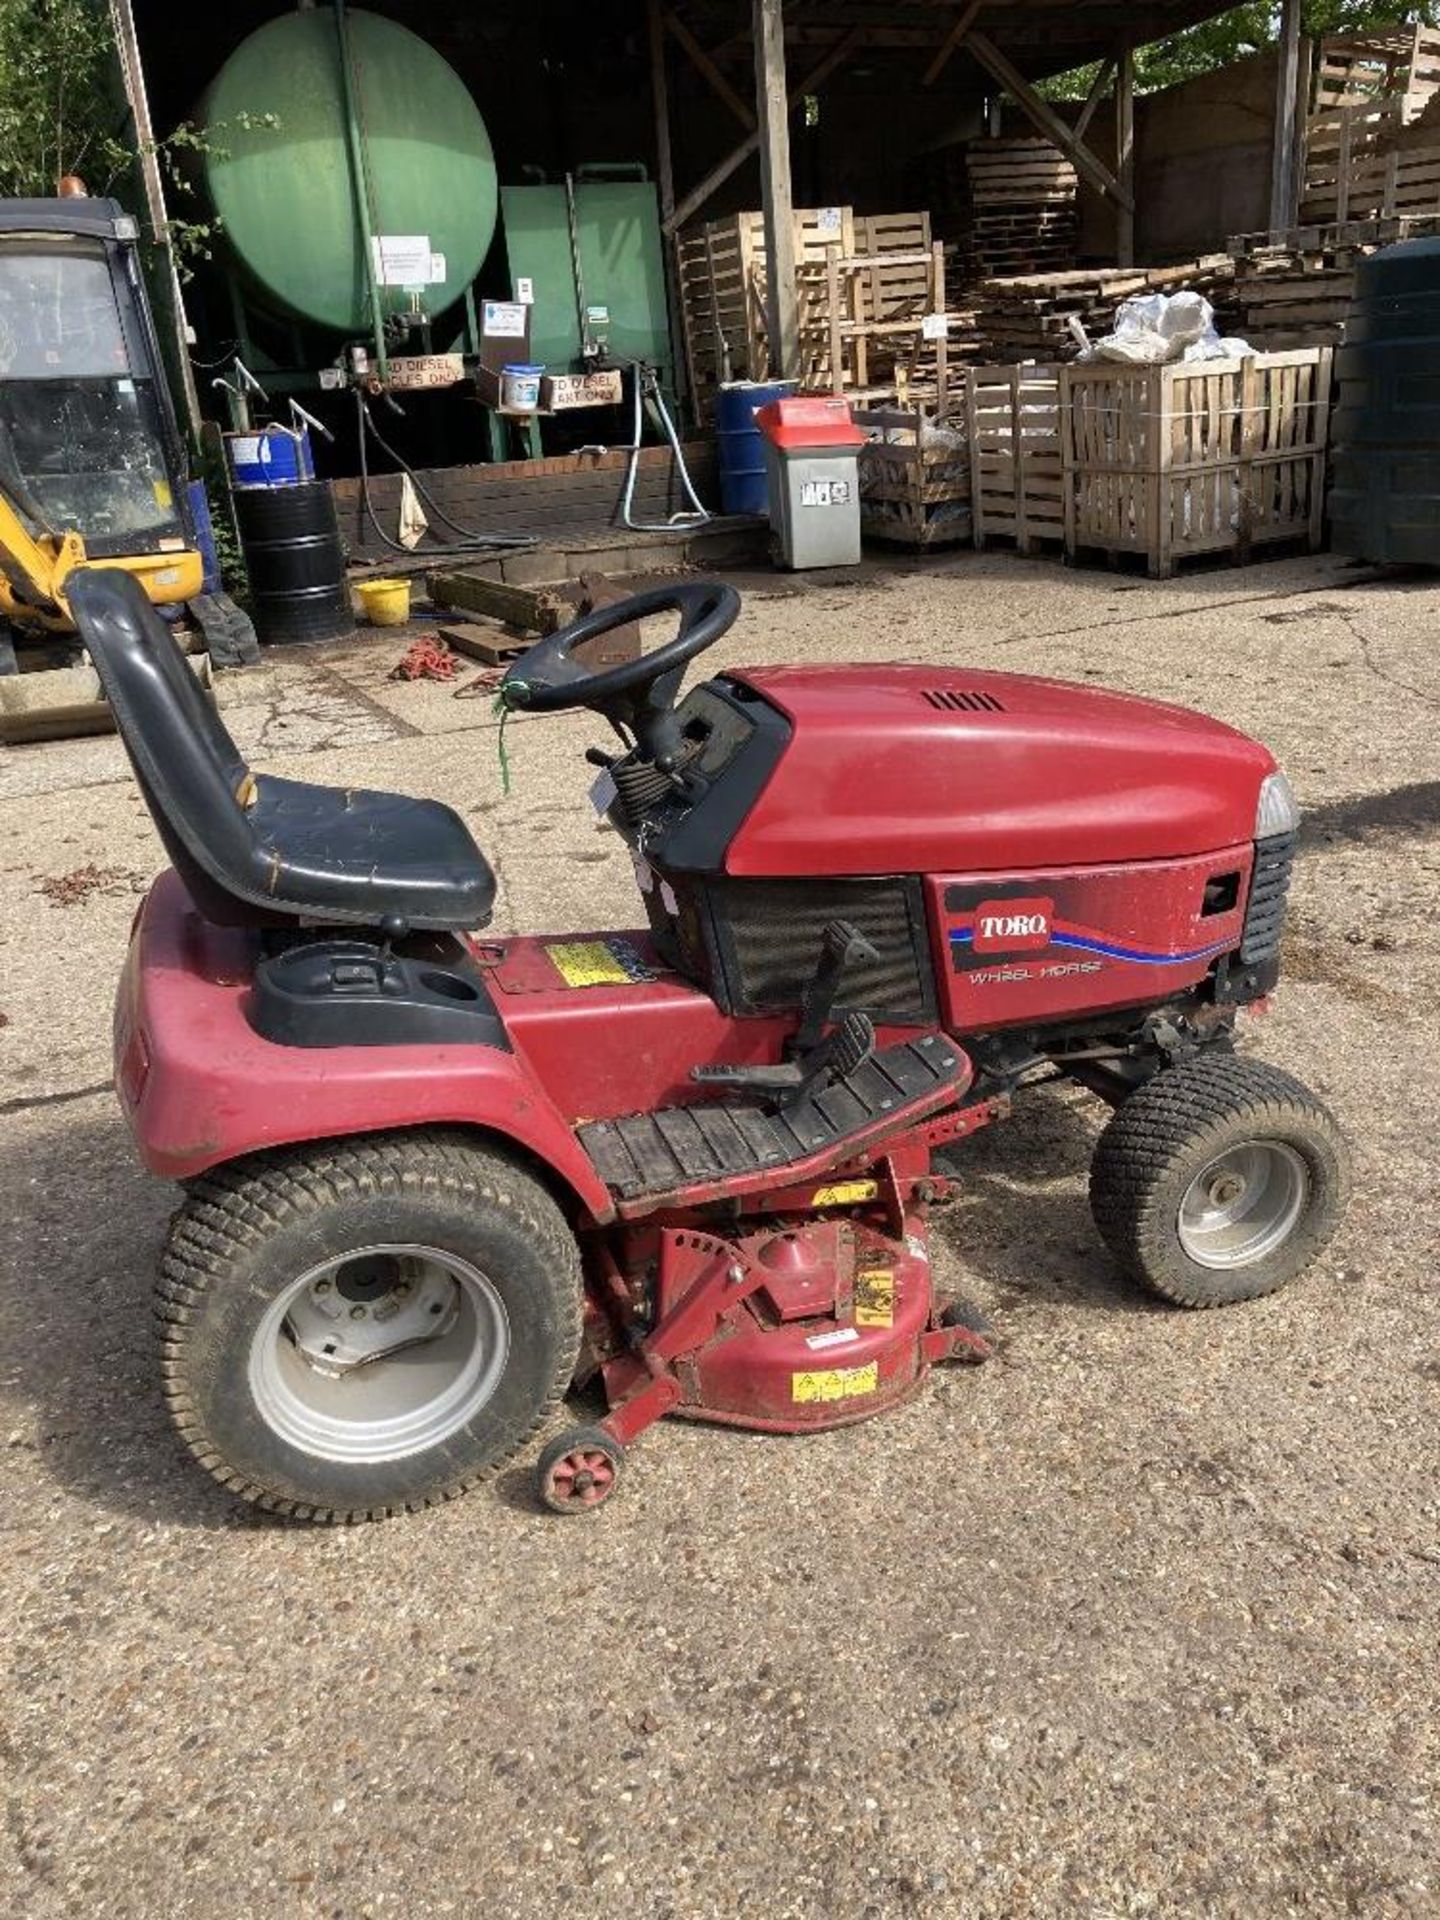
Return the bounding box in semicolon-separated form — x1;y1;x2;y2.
67;569;495;933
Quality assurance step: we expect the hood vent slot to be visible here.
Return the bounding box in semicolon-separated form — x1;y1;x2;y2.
921;688;1006;713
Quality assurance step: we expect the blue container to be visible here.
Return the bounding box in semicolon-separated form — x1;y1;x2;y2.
186;480;221;593
225;426;314;490
717;380;796;515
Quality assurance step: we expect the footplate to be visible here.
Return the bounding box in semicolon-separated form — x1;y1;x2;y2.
578;1035;967;1208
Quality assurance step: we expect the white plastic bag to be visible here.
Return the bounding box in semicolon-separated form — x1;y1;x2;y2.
1080;290;1251;366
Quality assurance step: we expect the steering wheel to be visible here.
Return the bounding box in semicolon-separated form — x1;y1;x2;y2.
499;581;740;768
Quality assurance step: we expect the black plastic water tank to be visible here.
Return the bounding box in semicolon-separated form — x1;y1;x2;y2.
232;481;352;643
1328;237;1440;563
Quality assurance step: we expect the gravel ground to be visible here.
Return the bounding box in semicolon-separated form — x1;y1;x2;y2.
1;550;1437;1919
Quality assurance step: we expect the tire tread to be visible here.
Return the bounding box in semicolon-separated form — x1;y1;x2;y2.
1090;1053;1348;1308
157;1130;581;1522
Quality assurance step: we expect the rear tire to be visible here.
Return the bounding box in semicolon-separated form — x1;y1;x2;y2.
1089;1054;1348;1308
156;1131;582;1521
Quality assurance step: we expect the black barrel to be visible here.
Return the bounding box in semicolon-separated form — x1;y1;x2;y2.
233;481;352;643
1328;237;1440;564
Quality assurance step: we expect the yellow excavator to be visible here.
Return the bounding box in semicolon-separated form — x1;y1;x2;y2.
0;196;254;671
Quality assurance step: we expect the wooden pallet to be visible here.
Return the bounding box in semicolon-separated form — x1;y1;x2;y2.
855;405;971;548
966;140;1078;207
966;365;1065;553
1060;350;1333;578
1311;27;1440;118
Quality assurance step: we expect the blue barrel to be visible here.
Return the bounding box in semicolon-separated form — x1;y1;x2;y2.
717;380;796;515
1329;238;1440;564
186;480;222;592
224;426;314;490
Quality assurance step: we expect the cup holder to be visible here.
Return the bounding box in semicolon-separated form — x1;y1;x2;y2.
420;968;480;1002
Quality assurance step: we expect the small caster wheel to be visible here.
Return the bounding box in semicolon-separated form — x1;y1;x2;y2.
537;1425;624;1514
940;1296;994;1362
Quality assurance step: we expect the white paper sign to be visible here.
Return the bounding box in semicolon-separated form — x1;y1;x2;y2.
922;311;949;341
428;252;447;284
799;478;852;508
516;276;535;304
817;205;843;232
370;234;434;287
482;300;527;339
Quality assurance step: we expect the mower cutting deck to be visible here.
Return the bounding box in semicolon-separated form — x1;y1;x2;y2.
74;568;1348;1523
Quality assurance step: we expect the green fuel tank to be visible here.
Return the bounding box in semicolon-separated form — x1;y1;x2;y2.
198;8;497;334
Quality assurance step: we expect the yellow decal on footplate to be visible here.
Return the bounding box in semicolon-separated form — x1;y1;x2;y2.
811;1178;879;1207
546;939;651;988
791;1361;879;1405
854;1267;895;1329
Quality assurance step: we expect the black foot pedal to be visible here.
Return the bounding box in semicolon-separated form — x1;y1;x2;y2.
782;1010;874;1113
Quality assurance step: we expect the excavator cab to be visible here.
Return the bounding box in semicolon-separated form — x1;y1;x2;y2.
0;198;252;670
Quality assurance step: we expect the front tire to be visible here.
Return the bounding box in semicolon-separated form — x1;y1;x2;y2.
1089;1055;1348;1308
157;1131;583;1520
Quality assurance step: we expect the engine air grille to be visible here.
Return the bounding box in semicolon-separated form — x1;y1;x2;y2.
1241;831;1295;964
703;875;936;1023
921;688;1006;713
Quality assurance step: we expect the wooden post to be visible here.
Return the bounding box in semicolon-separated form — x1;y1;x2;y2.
753;0;799;381
664;32;857;236
966;31;1132;212
648;0;690;417
1270;0;1303;232
108;0;203;443
1115;41;1135;266
922;0;982;90
648;0;676;218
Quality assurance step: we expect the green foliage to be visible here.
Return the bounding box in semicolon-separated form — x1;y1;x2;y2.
0;0;116;196
0;2;277;278
1047;3;1440;98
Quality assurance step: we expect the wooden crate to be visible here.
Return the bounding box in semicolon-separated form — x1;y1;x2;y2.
1060;350;1333;578
677;209;932;412
855;405;971;548
677;208;858;401
966;365;1065;552
1301;30;1440;223
799;242;955;402
1311;27;1440;118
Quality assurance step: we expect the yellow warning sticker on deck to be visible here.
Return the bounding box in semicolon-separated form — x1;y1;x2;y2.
854;1268;895;1329
791;1361;879;1405
811;1178;879;1207
546;939;654;989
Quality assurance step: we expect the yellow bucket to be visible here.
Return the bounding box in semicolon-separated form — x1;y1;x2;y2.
355;576;411;626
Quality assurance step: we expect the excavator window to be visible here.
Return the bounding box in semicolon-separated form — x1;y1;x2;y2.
0;237;183;554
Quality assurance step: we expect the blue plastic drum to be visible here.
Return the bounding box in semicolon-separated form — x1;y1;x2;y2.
716;379;796;515
224;426;314;490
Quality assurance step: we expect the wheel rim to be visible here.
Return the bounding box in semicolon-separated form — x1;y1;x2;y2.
248;1243;510;1464
1177;1142;1309;1270
546;1447;618;1509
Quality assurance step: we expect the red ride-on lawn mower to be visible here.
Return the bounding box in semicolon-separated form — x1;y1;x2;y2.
73;569;1348;1521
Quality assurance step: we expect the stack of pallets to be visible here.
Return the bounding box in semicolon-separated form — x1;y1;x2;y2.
963;139;1078;280
1300;27;1440;224
1228;212;1440;347
970;258;1239;363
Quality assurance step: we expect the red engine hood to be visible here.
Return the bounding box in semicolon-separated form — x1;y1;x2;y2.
724;665;1276;876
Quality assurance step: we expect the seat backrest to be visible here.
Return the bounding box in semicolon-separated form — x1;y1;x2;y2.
67;568;271;925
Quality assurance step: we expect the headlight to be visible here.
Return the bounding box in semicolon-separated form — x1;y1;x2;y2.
1255;769;1299;838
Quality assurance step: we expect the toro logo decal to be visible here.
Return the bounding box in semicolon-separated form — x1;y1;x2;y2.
971;897;1053;954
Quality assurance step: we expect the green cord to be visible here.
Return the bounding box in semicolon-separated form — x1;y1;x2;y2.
492;694;513;797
